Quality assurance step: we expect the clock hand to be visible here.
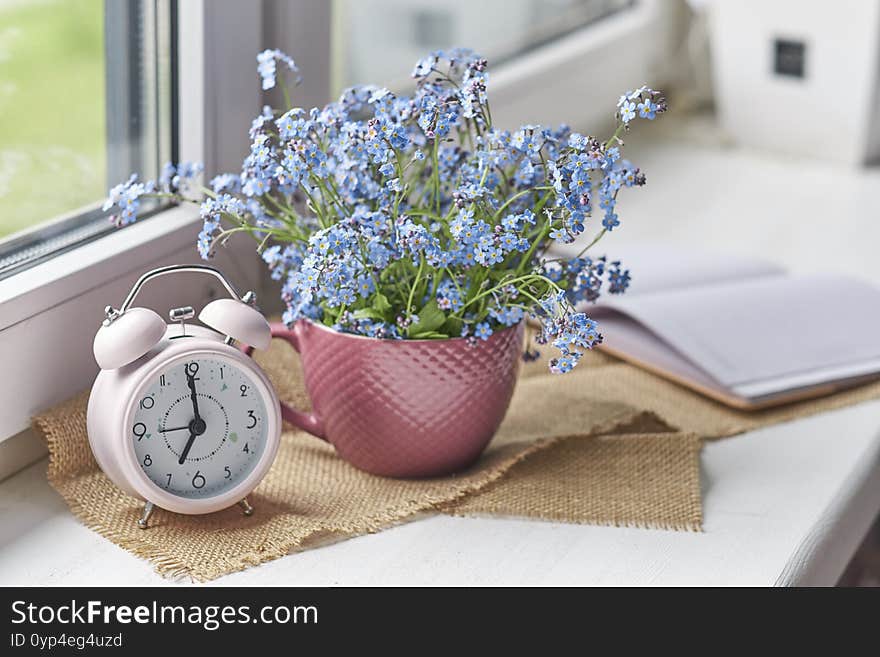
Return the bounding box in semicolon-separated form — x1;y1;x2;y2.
179;430;197;465
160;424;190;433
176;410;206;464
186;372;201;421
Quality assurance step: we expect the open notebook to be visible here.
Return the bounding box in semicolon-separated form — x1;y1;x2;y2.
563;244;880;409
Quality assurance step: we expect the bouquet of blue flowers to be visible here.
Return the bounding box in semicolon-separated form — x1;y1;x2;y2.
105;48;664;373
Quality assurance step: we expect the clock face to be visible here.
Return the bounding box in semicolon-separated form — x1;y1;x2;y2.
129;354;269;499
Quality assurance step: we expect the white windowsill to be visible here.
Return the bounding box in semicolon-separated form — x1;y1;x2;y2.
0;206;201;331
2;394;877;586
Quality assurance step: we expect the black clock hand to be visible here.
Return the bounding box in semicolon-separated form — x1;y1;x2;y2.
178;430;197;465
160;424;190;433
187;372;201;421
177;372;207;463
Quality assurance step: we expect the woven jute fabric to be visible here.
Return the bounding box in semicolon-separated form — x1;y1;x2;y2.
33;337;880;581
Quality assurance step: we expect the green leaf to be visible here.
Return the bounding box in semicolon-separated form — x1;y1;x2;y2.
373;292;392;314
407;299;446;337
442;316;463;337
351;308;383;321
409;330;449;339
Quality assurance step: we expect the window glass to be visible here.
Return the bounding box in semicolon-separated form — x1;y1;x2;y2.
0;0;105;238
332;0;633;93
0;0;174;280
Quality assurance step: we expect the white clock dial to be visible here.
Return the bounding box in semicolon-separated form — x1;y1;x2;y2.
130;355;269;499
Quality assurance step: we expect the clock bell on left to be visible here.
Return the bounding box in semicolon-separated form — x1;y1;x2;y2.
87;264;282;529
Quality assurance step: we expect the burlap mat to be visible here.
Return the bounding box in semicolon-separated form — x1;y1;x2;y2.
32;338;880;581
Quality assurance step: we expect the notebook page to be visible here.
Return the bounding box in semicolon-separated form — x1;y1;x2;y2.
592;310;727;394
594;275;880;390
553;242;785;296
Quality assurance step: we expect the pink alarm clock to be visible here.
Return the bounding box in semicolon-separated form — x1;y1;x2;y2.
87;264;281;529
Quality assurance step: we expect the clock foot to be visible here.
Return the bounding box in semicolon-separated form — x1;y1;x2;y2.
238;498;254;516
137;501;155;529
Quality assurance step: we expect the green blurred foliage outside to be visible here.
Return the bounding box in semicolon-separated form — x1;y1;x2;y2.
0;0;105;238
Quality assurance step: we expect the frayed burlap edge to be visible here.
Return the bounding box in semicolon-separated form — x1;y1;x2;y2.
33;393;666;581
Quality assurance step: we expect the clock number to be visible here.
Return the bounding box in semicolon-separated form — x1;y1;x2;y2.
192;471;206;489
185;362;200;379
246;410;258;429
159;374;167;387
140;396;154;410
242;442;250;454
165;473;172;487
219;367;224;380
132;422;147;441
143;454;152;467
240;384;249;397
224;466;231;479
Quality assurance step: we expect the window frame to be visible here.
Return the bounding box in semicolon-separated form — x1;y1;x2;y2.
0;0;267;475
487;0;682;131
0;0;178;281
278;0;680;133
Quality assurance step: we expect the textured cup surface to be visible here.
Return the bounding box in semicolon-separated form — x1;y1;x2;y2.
285;320;524;477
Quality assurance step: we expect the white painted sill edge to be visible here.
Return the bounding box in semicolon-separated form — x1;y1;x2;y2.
0;205;201;331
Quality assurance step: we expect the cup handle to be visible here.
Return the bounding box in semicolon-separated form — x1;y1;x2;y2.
241;322;327;441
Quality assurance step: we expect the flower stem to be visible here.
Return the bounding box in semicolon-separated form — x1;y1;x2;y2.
431;138;441;213
406;257;425;315
516;222;551;276
493;186;552;221
604;122;625;150
454;272;552;316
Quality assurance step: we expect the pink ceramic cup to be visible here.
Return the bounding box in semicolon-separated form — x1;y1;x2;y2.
248;319;524;478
